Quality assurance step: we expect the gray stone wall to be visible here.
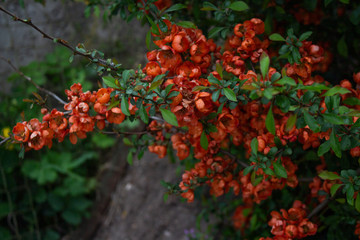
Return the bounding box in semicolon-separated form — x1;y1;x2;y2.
0;0;147;92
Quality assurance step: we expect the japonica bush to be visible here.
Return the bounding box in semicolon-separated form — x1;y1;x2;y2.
2;0;360;239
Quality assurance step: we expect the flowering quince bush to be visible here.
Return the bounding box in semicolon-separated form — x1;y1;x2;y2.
2;0;360;239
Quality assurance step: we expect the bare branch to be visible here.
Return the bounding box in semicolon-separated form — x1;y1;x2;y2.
0;5;118;71
0;56;68;105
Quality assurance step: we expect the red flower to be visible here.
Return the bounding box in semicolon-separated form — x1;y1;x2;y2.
106;107;125;124
28;131;45;150
12;122;30;142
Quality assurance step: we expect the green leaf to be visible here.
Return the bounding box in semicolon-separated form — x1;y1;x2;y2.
201;2;218;11
212;89;220;102
160;108;179;127
356;194;360;212
300;84;329;92
276;76;296;86
146;15;160;35
343;97;360;106
322;113;345;125
318;140;331;156
107;100;120;111
260;51;270;79
164;3;187;12
163;193;169;202
264;167;275;176
223;88;237;102
303;111;320;133
251;171;263;186
200;131;208;150
269;33;286;41
139;104;149;124
337;35;348;57
266;106;276;135
349;6;360;25
346;185;354;205
208;73;221;85
330;128;342;158
121;95;131;116
208;27;226;38
61;210;81;225
298;31;312;41
285;114;297;131
251;138;258;156
127;151;133;165
330;183;342;196
243;165;254;176
319;170;340;180
146;29;152;50
192;86;208;92
148;76;164;93
323;86;351;97
122;69;133;83
177;21;197;29
102;76;119;89
216;63;223;79
229;1;249;11
275;95;290;112
123;137;133;146
273;161;288;178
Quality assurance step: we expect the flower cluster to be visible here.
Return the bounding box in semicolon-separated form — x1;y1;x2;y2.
260;200;317;240
239;157;298;204
12;83;127;149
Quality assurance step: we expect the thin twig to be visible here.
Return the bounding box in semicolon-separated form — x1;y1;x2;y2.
150;116;165;122
0;56;67;105
307;197;331;219
0;137;10;146
0;6;118;71
100;130;148;135
220;149;250;168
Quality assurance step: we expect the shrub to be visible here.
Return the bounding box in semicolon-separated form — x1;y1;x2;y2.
1;0;360;239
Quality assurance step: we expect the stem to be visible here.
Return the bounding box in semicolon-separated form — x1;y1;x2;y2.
100;130;148;135
0;6;118;71
0;137;11;146
220;149;250;168
307;197;330;219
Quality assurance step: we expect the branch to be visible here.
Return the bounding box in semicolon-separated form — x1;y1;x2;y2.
100;130;148;135
220;149;250;168
0;137;10;146
307;197;331;219
0;6;118;71
0;56;68;105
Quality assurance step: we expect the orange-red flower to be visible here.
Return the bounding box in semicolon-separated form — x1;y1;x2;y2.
12;122;29;142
